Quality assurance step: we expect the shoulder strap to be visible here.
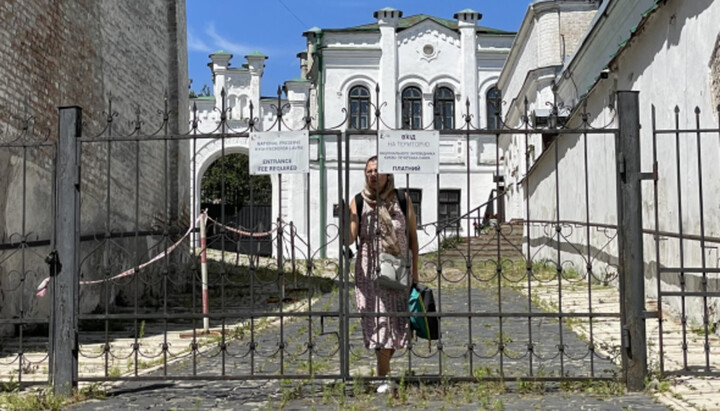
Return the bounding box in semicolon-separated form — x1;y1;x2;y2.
395;189;408;217
355;192;364;220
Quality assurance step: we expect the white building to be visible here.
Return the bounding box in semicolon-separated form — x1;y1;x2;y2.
190;8;515;257
499;0;720;322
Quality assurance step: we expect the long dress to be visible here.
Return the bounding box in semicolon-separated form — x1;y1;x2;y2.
354;199;410;350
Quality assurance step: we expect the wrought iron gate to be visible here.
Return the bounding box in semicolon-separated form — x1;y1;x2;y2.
650;104;720;377
0;90;651;395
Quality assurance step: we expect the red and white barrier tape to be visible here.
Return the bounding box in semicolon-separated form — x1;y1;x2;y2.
205;216;278;238
36;213;204;298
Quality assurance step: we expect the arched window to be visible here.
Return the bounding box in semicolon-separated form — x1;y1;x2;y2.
401;86;423;129
486;86;502;130
349;85;370;129
433;87;455;130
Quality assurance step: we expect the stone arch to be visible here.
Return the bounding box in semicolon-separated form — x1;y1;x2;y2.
478;76;501;128
338;74;376;99
190;137;277;245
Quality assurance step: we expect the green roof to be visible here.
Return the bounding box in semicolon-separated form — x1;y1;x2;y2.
191;96;215;101
246;51;268;58
210;50;231;55
323;13;513;35
455;8;480;15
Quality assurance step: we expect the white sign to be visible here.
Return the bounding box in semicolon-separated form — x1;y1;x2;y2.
378;130;439;174
249;131;309;175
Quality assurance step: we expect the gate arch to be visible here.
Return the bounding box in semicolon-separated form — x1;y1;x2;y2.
191;137;278;247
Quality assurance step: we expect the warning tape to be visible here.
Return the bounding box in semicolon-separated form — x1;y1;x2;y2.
36;213;205;298
35;213;281;298
205;216;278;238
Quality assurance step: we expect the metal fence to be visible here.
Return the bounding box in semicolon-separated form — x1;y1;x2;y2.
0;108;55;389
0;90;653;395
650;104;720;377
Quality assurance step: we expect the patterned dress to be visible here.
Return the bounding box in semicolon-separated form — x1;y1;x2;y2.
355;199;410;350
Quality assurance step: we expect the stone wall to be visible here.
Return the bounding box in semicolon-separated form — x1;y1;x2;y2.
711;33;720;112
0;0;189;335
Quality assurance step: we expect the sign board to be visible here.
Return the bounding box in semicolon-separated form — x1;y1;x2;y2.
249;131;309;175
378;130;439;174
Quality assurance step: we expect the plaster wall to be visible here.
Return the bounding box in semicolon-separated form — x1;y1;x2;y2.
507;0;720;325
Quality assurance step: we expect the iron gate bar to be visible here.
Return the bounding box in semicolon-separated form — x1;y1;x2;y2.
673;106;689;372
75;374;618;383
659;268;720;273
653;127;720;134
693;107;711;372
661;291;720;298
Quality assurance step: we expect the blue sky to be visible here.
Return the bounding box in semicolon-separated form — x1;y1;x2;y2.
187;1;534;97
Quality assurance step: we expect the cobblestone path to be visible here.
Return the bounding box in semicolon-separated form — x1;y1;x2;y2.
69;284;666;410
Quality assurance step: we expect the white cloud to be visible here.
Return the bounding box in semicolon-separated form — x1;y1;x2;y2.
187;29;212;53
205;22;254;56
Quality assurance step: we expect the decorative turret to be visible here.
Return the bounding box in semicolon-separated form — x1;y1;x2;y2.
209;50;232;71
454;9;482;127
245;51;268;76
453;8;482;27
374;7;403;128
374;7;402;26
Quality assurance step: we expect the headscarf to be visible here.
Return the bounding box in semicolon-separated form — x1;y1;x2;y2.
361;172;401;256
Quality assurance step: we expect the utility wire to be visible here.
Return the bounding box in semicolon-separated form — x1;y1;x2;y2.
276;0;308;28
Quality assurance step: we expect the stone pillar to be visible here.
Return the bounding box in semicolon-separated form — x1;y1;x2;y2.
246;51;268;129
374;7;402;128
209;51;232;105
454;9;481;127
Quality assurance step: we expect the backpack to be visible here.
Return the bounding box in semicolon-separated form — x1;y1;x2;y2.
409;283;439;340
355;189;408;227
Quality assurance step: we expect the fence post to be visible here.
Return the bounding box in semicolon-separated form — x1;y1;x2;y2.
53;107;81;395
615;91;647;391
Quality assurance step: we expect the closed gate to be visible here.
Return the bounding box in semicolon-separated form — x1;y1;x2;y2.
0;90;650;394
0;109;56;389
650;104;720;377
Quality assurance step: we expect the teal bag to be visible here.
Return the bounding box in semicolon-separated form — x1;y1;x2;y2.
409;284;439;340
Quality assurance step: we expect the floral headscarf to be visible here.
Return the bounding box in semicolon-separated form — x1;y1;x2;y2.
361;171;401;256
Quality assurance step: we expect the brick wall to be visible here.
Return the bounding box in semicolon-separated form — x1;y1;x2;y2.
0;0;188;334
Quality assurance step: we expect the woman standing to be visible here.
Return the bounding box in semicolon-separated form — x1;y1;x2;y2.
348;156;419;393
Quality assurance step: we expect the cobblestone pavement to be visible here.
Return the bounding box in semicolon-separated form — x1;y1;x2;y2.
68;282;667;410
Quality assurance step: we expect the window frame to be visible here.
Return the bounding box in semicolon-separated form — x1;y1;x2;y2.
348;85;370;130
438;189;461;237
401;86;423;130
486;86;502;130
398;188;422;225
433;87;455;130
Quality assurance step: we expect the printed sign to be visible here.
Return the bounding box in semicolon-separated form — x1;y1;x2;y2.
378;130;439;174
249;131;309;174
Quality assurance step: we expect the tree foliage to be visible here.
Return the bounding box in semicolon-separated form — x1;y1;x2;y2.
201;153;272;206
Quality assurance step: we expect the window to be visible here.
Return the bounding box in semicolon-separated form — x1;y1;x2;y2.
434;87;454;130
399;188;422;225
438;189;461;236
349;85;370;129
486;86;502;130
401;87;422;129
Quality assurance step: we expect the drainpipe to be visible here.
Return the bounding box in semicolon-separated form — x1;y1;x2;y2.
314;31;327;258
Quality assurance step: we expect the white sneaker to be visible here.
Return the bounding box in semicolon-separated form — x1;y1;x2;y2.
376;380;397;394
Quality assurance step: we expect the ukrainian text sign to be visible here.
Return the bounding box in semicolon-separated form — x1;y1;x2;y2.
378;130;439;174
